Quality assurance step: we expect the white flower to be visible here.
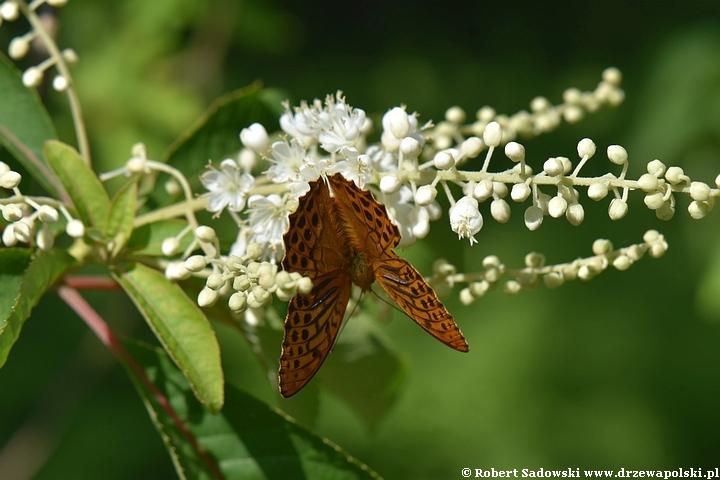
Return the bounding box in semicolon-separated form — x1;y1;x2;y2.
449;196;483;244
201;159;255;213
242;194;291;263
265;139;307;184
331;150;374;188
280;92;368;154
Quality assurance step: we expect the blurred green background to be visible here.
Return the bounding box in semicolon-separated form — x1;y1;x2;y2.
1;0;720;478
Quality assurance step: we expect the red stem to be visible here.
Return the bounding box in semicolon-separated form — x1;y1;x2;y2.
57;285;225;480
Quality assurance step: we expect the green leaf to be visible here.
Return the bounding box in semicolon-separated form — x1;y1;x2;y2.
154;83;283;203
317;312;408;432
124;340;382;480
113;263;224;412
0;248;77;369
125;219;193;257
105;179;138;257
44;140;110;229
0;53;61;197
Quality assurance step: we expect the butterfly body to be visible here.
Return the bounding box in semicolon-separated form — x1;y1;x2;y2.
279;173;469;397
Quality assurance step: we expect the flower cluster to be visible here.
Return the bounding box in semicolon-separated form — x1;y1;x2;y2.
425;230;670;305
0;162;85;249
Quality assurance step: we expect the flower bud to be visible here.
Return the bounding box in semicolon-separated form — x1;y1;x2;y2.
185;255;207;272
577;138;596;159
433;151;455;170
607;145;628;165
400;136;422;158
587;182;608;201
490;199;510;223
415;185;437;206
504;142;525;163
380;174;401;194
385;107;410;139
608;199;628;220
483;122;502;147
511;183;531;202
240;123;270;154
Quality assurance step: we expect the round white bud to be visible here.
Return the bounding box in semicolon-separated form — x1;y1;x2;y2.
607;145;628;165
297;277;313;294
385;107;410;139
587;182;608;201
433;151;455;170
647;159;666;178
461;137;483;159
36;225;54;251
206;273;225;291
164;178;182;197
0;171;21;189
476;106;496;122
689;182;710;201
445;106;466;124
198;287;219;308
22;67;44;88
161;237;180;256
195;225;217;243
1;1;20;21
52;75;69;92
379;174;401;194
503;280;522;295
66;219;85;238
643;192;665;210
524;206;544;231
688;201;708;220
543;272;564;289
612;255;632;271
577;138;596;159
637;173;659;192
61;48;79;65
0;162;9;175
8;36;29;59
530;96;551;112
592;239;613;255
504;142;525;163
459;288;475;306
239;123;270;154
543;157;565;177
400;136;422;158
563;106;584;124
184;255;207;272
12;221;31;243
548;196;568;218
228;292;247;313
602;67;622;86
490;199;511;223
2;225;17;247
38;205;59;223
525;252;545;268
483;122;502;147
665;166;685;185
473;179;493;202
415;185;437;206
126;156;146;174
608;198;628;220
3;203;23;222
245;243;264;261
566;203;585;226
716;173;720;189
511;183;531;202
563;88;582;104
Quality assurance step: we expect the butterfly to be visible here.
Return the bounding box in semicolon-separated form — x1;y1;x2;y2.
279;173;469;397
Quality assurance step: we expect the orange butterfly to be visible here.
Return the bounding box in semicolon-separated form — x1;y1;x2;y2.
279;173;469;397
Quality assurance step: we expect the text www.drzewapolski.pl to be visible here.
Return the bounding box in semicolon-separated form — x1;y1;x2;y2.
461;468;720;479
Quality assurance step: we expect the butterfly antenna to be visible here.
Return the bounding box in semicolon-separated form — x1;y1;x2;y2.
330;287;364;352
369;284;404;320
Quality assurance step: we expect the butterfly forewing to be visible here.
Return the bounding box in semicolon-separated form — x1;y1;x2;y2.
327;174;400;259
373;256;469;352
